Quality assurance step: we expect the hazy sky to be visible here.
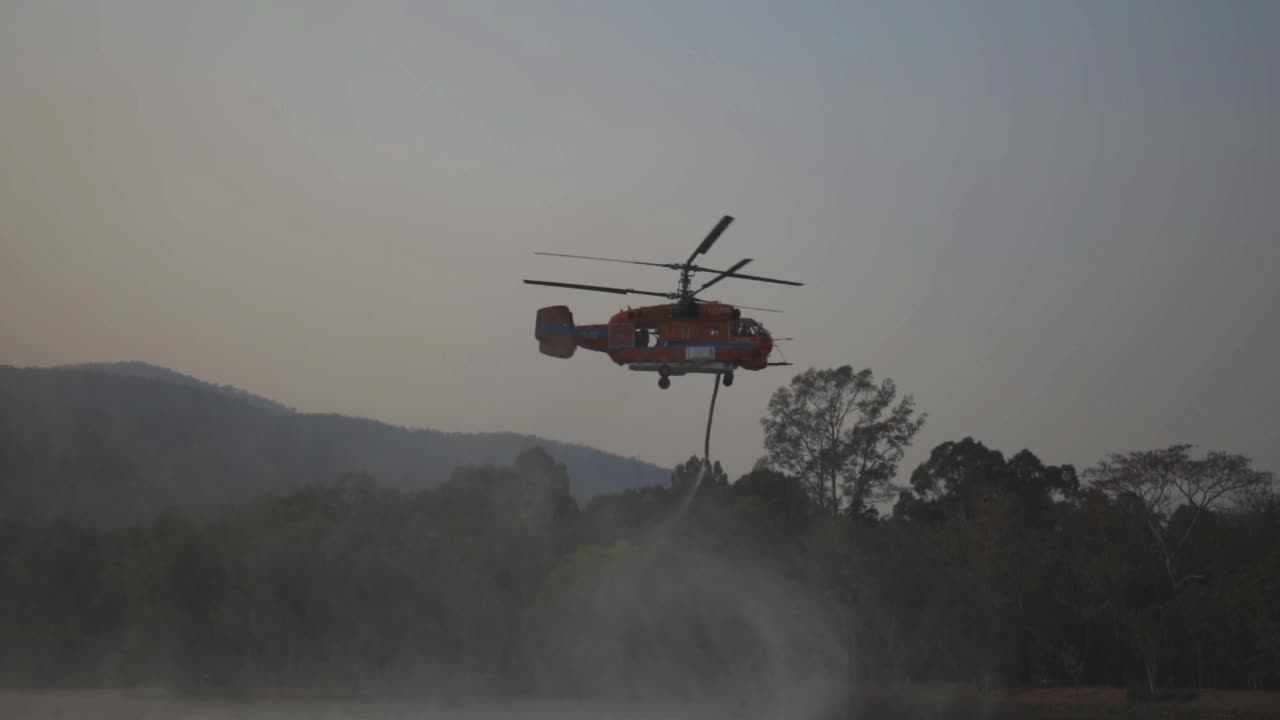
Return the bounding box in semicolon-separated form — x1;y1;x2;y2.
3;1;1278;483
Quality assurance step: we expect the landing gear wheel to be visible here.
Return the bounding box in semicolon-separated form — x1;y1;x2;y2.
657;365;672;387
722;372;734;387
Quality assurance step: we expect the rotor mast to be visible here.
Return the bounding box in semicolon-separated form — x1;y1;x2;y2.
677;215;735;304
677;264;695;303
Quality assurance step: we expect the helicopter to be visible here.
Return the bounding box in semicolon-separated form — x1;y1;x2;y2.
523;215;800;389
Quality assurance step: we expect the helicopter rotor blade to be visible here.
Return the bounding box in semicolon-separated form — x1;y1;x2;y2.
692;258;752;296
523;279;671;298
686;215;734;267
730;302;784;313
691;266;803;286
534;252;674;269
699;298;784;313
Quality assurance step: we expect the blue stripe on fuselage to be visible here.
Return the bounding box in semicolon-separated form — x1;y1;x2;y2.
607;343;757;351
535;325;609;338
664;342;755;350
537;325;757;350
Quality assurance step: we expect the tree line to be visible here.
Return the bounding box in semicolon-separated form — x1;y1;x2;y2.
0;365;1275;704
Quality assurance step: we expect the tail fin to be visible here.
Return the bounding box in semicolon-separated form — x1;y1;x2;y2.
535;306;576;358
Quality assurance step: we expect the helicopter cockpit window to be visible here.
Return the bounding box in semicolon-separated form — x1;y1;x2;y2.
733;319;762;337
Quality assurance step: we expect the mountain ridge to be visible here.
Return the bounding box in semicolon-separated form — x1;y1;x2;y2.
0;363;672;526
53;360;297;414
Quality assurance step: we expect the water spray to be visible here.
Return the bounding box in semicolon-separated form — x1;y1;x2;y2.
672;372;722;520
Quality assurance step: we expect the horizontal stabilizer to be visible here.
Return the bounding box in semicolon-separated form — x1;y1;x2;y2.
535;306;576;358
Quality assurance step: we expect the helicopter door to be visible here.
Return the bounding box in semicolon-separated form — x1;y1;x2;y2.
633;323;657;348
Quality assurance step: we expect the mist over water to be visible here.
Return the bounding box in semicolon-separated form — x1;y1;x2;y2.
0;693;830;720
531;555;849;718
507;465;851;719
0;456;853;720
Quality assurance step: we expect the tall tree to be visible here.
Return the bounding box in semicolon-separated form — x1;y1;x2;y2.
761;366;925;515
897;438;1079;522
1084;444;1273;591
670;455;728;497
894;438;1080;686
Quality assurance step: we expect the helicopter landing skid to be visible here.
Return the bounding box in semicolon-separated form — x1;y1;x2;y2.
627;361;735;376
628;361;736;389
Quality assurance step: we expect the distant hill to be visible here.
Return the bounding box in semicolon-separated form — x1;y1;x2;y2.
55;361;296;414
0;364;671;526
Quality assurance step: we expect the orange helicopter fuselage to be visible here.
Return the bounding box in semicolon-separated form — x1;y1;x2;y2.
536;301;773;377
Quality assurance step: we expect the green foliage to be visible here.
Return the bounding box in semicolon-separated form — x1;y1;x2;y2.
0;364;1277;703
761;366;925;515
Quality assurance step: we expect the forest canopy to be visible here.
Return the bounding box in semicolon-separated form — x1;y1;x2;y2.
0;365;1276;705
